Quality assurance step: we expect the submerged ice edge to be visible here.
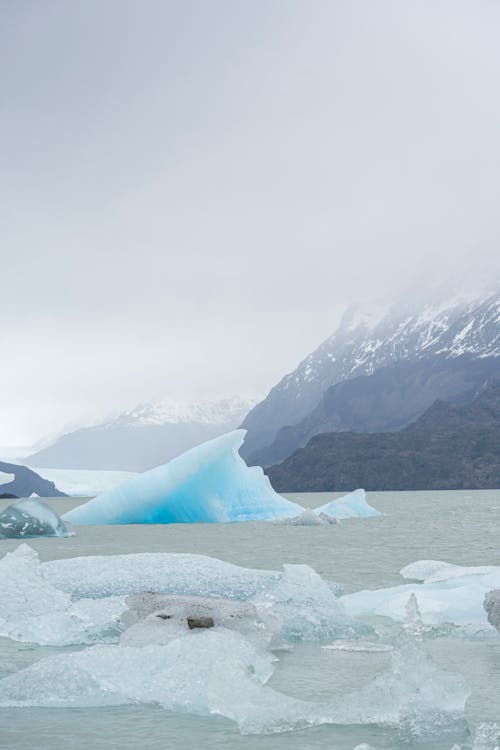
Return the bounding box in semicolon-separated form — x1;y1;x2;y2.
0;628;471;736
61;429;379;526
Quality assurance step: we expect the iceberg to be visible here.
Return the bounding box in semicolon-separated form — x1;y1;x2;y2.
63;430;303;525
314;489;381;520
0;498;70;539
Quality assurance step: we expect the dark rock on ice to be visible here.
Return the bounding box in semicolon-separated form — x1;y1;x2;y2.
0;498;71;539
484;590;500;632
187;616;214;629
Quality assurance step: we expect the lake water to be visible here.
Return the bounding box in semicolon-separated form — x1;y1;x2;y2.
1;490;500;749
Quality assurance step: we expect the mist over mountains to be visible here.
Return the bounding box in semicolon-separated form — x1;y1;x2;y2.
26;397;255;472
242;290;500;467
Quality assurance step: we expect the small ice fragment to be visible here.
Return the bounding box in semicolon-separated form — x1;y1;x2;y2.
0;499;70;539
313;489;381;520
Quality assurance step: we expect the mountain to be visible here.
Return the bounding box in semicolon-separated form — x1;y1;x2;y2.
266;378;500;492
26;396;256;472
0;461;67;498
241;291;500;464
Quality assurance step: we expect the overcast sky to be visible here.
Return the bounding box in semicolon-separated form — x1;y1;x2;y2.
2;0;500;445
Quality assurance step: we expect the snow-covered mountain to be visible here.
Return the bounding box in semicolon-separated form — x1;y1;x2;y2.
111;396;254;429
26;397;257;472
241;291;500;462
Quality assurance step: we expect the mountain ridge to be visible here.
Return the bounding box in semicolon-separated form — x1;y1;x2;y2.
266;378;500;492
241;291;500;461
26;396;256;472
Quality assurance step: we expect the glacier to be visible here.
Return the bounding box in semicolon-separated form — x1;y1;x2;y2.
0;498;70;539
62;429;379;526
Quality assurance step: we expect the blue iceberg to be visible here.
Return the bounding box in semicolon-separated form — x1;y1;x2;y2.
314;489;381;520
63;430;303;525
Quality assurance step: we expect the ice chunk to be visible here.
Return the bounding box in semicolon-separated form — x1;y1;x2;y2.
273;508;337;526
121;593;274;648
0;544;125;646
252;563;371;643
340;557;500;630
484;590;500;633
401;560;498;584
0;626;469;735
471;723;500;750
0;498;70;539
42;551;282;600
63;430;302;525
314;489;381;520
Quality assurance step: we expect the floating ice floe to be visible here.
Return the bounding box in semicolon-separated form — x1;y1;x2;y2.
0;498;71;539
0;545;125;646
0;543;472;736
0;620;469;736
314;488;381;520
342;559;500;631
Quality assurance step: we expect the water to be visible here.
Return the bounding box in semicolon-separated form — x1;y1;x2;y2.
1;490;500;749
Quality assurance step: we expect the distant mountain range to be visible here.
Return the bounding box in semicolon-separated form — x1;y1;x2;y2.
267;378;500;491
242;291;500;467
26;397;256;472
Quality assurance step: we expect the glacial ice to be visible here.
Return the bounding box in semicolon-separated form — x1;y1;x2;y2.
0;543;472;736
0;624;469;735
42;551;282;600
341;559;500;630
63;430;303;525
61;430;379;526
0;545;125;646
314;489;381;520
0;498;70;539
252;563;371;643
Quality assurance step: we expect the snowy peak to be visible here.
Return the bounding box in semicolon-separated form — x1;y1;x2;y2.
285;291;500;392
241;289;500;458
110;396;258;429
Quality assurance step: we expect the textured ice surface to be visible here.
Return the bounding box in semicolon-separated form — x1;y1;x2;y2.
121;594;275;648
63;430;302;525
274;508;338;525
314;489;381;520
0;626;469;735
0;545;125;646
252;563;371;643
342;559;500;630
42;552;282;600
0;544;471;735
0;498;70;539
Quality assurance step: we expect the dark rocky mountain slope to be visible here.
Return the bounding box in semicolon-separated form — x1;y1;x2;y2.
242;292;500;462
251;355;500;467
0;461;66;498
267;379;500;492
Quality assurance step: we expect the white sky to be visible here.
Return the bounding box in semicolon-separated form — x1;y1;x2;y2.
2;0;500;444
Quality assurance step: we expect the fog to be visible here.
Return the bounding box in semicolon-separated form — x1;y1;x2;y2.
2;0;500;444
